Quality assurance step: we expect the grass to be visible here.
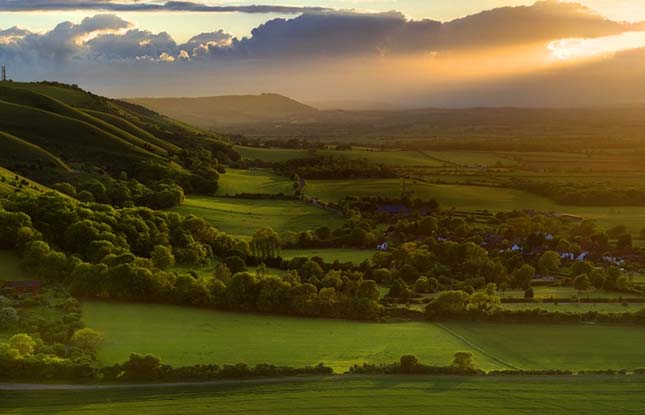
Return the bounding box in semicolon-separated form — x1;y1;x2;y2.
0;250;27;281
0;166;56;197
218;168;293;196
305;179;645;232
443;322;645;370
172;196;345;238
281;248;375;263
84;301;645;372
236;146;315;162
4;376;645;414
82;301;504;372
500;303;645;313
499;286;630;300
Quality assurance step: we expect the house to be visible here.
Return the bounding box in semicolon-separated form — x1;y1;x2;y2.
1;280;41;295
510;244;522;252
377;242;389;251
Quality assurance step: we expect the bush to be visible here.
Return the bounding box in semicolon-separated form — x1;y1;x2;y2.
0;307;18;329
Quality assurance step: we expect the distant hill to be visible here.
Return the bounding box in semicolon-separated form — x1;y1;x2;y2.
128;93;318;129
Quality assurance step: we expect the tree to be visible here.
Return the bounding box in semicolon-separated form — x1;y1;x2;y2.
151;245;175;269
573;274;591;291
224;256;246;274
425;290;470;318
538;251;560;274
214;263;232;284
512;264;535;289
70;328;104;355
571;261;594;277
590;268;606;289
250;227;280;259
524;287;534;299
399;355;419;373
617;234;633;251
0;307;18;329
388;278;410;298
358;280;380;301
452;352;474;370
9;334;35;357
414;276;430;293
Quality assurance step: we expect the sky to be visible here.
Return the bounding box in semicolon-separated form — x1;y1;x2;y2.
1;1;645;107
2;1;644;42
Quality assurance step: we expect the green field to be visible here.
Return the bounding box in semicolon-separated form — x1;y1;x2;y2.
445;322;645;370
84;302;645;372
83;301;502;371
236;145;513;168
172;196;345;238
0;250;27;281
281;248;375;263
217;168;293;196
236;146;314;162
305;179;645;232
4;375;645;415
501;302;644;313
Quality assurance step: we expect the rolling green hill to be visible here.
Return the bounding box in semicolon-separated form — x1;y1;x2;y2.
0;81;238;192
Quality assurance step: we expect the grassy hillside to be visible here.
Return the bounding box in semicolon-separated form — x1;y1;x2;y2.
129;93;317;128
0;131;72;172
0;100;154;165
0;166;57;196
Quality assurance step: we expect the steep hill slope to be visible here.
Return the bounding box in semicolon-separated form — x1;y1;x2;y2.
128;93;317;129
0;81;239;202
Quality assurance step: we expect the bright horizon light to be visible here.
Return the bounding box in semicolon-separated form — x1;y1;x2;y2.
548;31;645;61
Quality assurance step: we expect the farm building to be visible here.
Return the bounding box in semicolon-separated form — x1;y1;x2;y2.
1;280;41;295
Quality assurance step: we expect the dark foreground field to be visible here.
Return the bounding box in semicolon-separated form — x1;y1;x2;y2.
2;375;644;414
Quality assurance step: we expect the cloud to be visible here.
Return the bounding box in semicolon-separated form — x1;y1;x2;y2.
0;14;130;63
0;0;330;14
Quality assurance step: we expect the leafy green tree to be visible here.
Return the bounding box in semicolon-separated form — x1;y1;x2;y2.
425;290;470;318
70;328;104;356
571;261;594;277
414;276;430;293
9;334;35;357
250;227;281;259
151;245;175;270
512;264;535;289
573;274;591;291
452;352;474;370
399;355;419;372
538;250;560;274
0;307;18;329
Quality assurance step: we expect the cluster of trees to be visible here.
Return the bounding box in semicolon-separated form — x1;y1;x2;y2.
274;156;396;179
348;353;481;375
53;178;184;210
101;353;332;382
1;194;383;321
280;220;380;250
513;179;645;207
0;329;103;381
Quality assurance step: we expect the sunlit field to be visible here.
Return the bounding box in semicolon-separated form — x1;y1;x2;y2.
84;302;645;372
172;196;345;238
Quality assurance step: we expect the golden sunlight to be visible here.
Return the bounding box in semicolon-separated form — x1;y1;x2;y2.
548;31;645;61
